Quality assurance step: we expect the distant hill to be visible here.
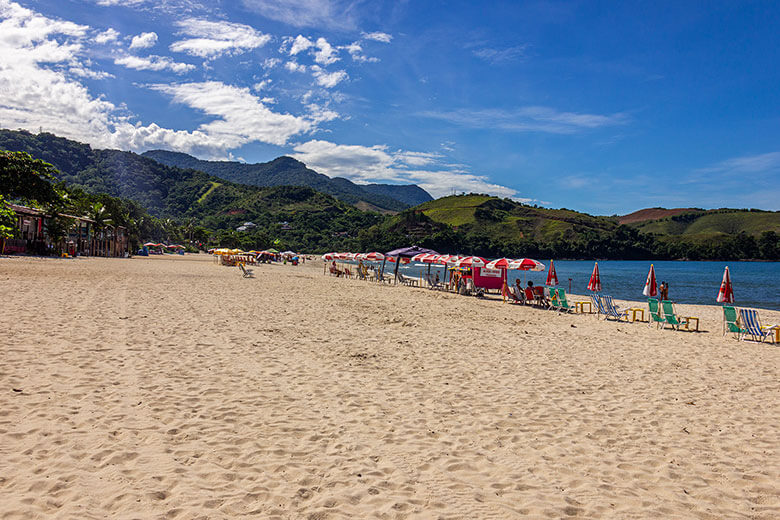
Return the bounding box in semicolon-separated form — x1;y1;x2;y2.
619;207;697;225
355;195;780;260
627;208;780;238
141;149;432;212
0;129;385;251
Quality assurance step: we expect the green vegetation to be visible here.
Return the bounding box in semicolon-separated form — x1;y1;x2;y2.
1;129;778;260
357;194;780;260
141;149;432;211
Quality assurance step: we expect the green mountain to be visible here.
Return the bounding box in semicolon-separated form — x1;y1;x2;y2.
2;129;777;259
0;129;383;252
141;149;432;211
357;195;780;260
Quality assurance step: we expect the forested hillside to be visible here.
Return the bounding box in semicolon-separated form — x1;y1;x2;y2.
141;149;431;211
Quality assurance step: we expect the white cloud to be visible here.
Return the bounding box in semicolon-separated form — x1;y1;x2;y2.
310;65;346;88
472;44;529;64
170;18;270;58
149;81;313;147
289;34;313;55
285;60;307;73
95;27;120;44
240;0;357;30
92;0;214;14
253;79;271;91
129;31;158;49
697;151;780;175
362;31;391;43
69;64;114;79
0;2;327;159
115;54;195;74
420;106;627;134
313;37;338;65
263;57;280;68
341;41;378;63
291;140;518;198
305;103;339;124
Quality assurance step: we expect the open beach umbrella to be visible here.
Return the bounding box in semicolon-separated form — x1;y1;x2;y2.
716;266;734;303
643;264;657;297
364;251;384;261
454;256;486;268
508;258;545;271
385;246;439;283
587;262;602;292
485;258;512;269
546;259;559;286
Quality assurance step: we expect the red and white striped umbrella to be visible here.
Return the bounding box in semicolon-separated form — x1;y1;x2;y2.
587;262;602;292
546;259;559;286
508;258;545;271
454;256;486;268
322;253;334;261
411;253;438;263
716;266;734;303
364;251;384;261
485;257;512;269
436;254;460;264
642;264;657;297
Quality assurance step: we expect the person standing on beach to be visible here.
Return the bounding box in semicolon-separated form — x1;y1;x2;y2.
659;281;669;300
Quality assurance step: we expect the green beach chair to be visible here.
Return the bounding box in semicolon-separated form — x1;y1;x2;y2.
660;300;688;330
555;288;575;313
722;305;744;338
648;298;665;328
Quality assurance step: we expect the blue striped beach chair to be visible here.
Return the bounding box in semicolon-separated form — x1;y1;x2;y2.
590;293;603;318
602;295;629;322
738;308;776;343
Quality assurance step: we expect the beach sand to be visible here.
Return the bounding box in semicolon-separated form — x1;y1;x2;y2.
1;254;778;519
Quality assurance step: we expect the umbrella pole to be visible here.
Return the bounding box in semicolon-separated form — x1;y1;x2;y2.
380;258;387;283
393;258;400;284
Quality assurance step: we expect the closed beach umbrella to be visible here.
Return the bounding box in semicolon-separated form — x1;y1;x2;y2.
587;262;602;292
716;266;735;303
643;264;657;297
546;259;559;286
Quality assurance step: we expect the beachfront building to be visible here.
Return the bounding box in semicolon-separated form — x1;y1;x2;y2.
2;204;128;257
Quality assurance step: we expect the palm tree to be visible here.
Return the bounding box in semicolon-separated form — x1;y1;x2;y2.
87;202;112;256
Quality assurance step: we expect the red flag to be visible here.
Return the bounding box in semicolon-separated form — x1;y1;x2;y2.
643;264;657;297
587;262;601;292
546;259;558;286
716;266;734;303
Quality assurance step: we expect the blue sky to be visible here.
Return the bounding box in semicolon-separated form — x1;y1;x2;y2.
1;0;779;213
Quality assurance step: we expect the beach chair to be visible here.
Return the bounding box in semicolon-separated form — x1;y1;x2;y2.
524;287;540;307
428;274;444;290
546;287;558;310
602;295;628;322
238;263;254;278
554;288;575;313
722;305;745;338
590;294;606;318
660;300;688;330
738;308;776;343
507;285;525;304
647;298;665;328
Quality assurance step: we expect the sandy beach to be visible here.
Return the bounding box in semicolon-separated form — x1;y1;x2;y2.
1;254;778;519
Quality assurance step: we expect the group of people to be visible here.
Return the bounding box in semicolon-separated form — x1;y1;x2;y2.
509;279;551;305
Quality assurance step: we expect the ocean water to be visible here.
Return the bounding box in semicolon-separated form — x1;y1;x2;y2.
366;260;780;311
